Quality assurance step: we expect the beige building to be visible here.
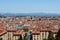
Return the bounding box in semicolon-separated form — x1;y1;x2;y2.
0;27;58;40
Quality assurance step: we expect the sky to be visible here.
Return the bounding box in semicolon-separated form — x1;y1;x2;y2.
0;0;60;13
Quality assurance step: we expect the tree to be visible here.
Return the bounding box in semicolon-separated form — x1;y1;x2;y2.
55;29;60;40
23;33;27;40
23;26;32;40
23;26;28;40
0;38;2;40
23;26;28;32
30;32;32;40
48;37;55;40
47;31;55;40
43;38;47;40
18;35;22;40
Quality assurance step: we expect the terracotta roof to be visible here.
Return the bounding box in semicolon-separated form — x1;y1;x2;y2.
7;28;17;32
0;17;60;35
51;29;58;33
40;27;51;32
0;30;7;36
32;29;40;35
13;29;25;36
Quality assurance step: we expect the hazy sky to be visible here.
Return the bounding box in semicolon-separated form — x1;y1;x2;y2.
0;0;60;13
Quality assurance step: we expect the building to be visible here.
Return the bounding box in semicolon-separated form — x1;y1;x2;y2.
0;16;60;40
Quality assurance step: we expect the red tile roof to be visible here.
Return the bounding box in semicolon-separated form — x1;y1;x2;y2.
0;30;7;36
13;29;25;36
51;29;58;33
0;17;60;36
7;28;17;32
32;29;40;35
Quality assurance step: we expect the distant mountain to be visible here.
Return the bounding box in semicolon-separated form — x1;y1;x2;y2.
0;13;60;16
0;13;4;16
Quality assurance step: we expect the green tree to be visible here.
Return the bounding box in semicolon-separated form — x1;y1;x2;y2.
55;29;60;40
23;33;27;40
0;38;2;40
48;37;55;40
23;26;28;32
48;31;55;40
43;38;47;40
18;35;22;40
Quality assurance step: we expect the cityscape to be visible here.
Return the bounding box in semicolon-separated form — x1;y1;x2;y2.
0;0;60;40
0;16;60;40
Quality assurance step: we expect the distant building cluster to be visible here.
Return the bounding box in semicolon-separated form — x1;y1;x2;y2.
0;16;60;40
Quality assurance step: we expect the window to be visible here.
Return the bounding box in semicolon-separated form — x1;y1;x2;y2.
8;32;11;40
42;32;44;38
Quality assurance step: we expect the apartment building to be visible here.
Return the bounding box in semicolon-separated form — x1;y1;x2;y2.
0;27;58;40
